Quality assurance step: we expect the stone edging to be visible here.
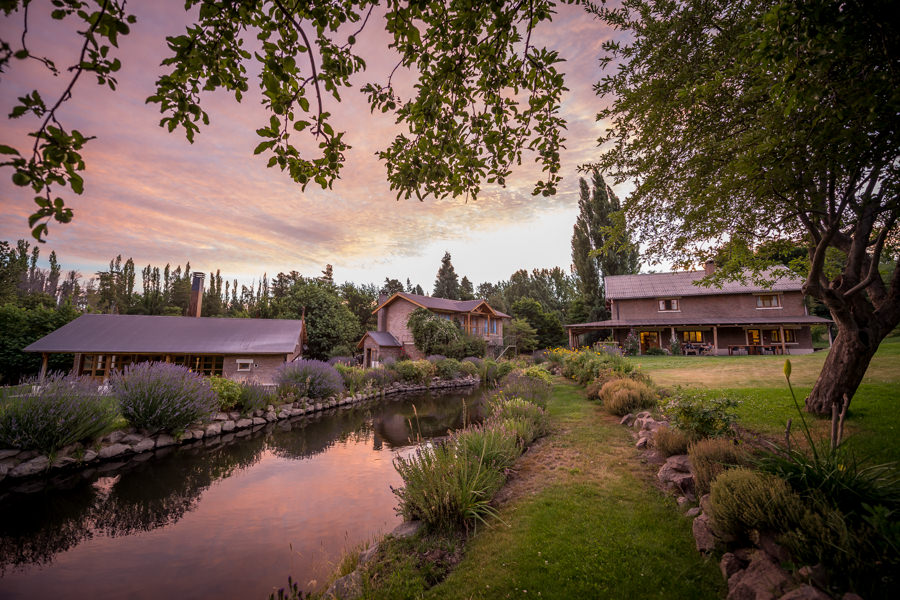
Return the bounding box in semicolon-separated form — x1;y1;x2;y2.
0;376;480;484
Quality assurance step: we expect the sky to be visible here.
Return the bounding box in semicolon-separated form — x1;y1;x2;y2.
0;1;633;291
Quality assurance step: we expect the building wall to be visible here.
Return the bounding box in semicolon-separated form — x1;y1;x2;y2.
380;298;419;346
222;354;288;385
614;290;807;320
360;336;402;366
608;324;814;355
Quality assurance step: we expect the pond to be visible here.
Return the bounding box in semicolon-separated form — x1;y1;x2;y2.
0;386;486;599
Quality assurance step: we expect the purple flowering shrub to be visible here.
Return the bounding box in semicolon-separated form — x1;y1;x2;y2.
364;367;396;389
276;359;344;400
110;362;218;434
499;371;553;408
0;373;117;453
238;381;274;414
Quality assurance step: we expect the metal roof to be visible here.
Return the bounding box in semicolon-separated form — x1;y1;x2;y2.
566;315;831;329
376;292;511;318
605;269;804;300
357;331;402;348
24;314;305;355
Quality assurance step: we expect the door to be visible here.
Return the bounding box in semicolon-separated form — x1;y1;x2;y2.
640;331;659;354
365;348;372;368
747;329;761;345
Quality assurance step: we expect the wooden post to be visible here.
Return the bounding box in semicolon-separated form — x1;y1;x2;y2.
39;352;48;381
568;328;575;349
670;327;676;353
779;325;787;355
827;326;833;347
713;326;719;355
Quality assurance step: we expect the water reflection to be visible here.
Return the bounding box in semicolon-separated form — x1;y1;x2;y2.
0;387;482;581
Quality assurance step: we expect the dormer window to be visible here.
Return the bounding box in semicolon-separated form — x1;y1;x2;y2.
658;298;679;311
756;294;781;309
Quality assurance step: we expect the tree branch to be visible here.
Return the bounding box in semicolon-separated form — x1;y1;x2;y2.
271;0;325;138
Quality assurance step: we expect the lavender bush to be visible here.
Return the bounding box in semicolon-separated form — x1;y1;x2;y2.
364;367;396;389
499;371;553;408
110;362;218;434
0;373;117;453
238;381;274;414
276;359;344;400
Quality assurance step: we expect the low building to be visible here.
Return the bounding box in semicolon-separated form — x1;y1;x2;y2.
24;272;306;384
565;263;832;355
357;292;510;366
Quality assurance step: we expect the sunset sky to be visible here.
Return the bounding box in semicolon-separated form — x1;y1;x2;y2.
0;2;633;291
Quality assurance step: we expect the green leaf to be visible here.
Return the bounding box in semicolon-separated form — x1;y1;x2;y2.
0;145;20;156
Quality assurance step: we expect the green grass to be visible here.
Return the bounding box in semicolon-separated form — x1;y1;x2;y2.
422;382;723;600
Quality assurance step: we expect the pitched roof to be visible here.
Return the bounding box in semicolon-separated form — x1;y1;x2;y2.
566;315;831;329
605;269;804;300
24;314;305;355
357;331;402;348
375;292;510;318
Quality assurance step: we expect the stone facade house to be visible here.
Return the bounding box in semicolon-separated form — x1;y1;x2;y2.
357;292;510;366
565;263;832;356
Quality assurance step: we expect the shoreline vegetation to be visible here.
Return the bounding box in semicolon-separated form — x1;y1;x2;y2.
302;337;899;600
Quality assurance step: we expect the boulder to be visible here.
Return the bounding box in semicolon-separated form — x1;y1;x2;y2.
658;455;691;486
221;420;236;432
181;430;194;441
155;434;177;448
0;449;21;460
82;449;98;462
391;520;423;539
635;410;652;419
779;585;831;600
636;437;650;449
358;543;379;567
236;418;253;429
10;455;50;477
685;507;701;518
720;552;747;580
755;531;790;564
692;513;717;554
727;552;791;600
132;438;156;453
214;412;229;421
205;422;222;437
264;411;277;422
120;433;144;445
252;417;267;426
98;443;130;460
191;429;205;440
105;431;126;444
324;570;362;600
700;493;712;515
672;472;696;497
228;411;241;420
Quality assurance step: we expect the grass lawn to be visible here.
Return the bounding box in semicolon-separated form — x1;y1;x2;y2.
423;382;724;600
630;336;900;464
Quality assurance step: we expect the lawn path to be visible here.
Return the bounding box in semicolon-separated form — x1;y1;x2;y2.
427;381;723;600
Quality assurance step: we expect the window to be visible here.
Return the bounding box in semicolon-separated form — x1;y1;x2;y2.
747;329;761;345
756;294;781;308
192;355;224;376
490;320;497;334
236;359;253;372
80;354;107;378
682;331;703;343
658;298;679;311
769;329;796;343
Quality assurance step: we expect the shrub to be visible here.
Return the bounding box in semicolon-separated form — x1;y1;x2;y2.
521;365;552;384
110;362;218;434
393;441;504;531
276;359;344;400
453;422;521;471
689;437;749;495
334;364;368;394
663;390;738;440
364;367;396;389
0;374;117;453
425;354;447;363
585;368;623;400
709;468;806;539
645;346;666;355
500;371;552;409
561;349;632;385
489;396;548;444
238;382;273;414
461;356;483;368
653;425;691;457
623;329;640;356
207;375;242;411
458;360;478;377
391;359;435;384
669;334;682;356
434;358;462;380
599;378;656;416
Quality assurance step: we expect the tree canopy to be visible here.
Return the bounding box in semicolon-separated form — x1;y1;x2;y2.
1;0;575;240
433;251;460;300
592;0;900;412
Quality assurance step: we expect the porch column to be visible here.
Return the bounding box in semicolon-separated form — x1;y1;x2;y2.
39;352;48;381
568;328;575;349
779;325;787;355
713;326;719;355
827;326;833;347
670;327;676;352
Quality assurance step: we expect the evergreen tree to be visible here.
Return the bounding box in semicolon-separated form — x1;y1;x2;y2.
433;252;460;300
459;276;475;300
413;284;424;296
381;278;404;296
319;264;334;286
571;171;640;322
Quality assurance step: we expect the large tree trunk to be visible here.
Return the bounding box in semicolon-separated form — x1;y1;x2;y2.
804;323;882;415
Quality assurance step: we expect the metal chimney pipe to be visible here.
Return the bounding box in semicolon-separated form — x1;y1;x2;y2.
189;272;205;317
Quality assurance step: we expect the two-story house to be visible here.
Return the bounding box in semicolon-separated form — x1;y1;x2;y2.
357;292;510;366
565;263;832;355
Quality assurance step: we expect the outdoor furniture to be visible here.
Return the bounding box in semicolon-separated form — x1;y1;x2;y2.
728;344;784;355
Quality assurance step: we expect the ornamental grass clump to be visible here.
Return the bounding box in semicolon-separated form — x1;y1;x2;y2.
110;362;218;434
276;359;344;400
709;467;806;539
0;373;117;453
599;378;657;416
653;425;691;457
688;437;750;495
489;396;549;445
453;421;521;472
393;441;504;532
499;371;552;408
238;382;274;414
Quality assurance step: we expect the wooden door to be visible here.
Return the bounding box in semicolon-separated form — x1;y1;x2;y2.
640;331;659;354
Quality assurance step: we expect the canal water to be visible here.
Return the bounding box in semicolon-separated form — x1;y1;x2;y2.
0;387;485;599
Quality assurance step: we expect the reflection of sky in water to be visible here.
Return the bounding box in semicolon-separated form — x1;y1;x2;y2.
0;389;484;599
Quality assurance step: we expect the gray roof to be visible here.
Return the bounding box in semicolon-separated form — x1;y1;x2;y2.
383;292;511;318
358;331;402;348
24;314;304;355
605;269;804;300
566;315;831;329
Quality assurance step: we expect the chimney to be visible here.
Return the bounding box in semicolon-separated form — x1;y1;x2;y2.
189;272;205;317
704;260;717;277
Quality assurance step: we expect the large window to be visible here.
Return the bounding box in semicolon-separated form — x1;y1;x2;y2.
769;329;796;343
191;355;224;376
79;354;107;378
756;294;781;308
682;331;703;343
658;298;679;311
